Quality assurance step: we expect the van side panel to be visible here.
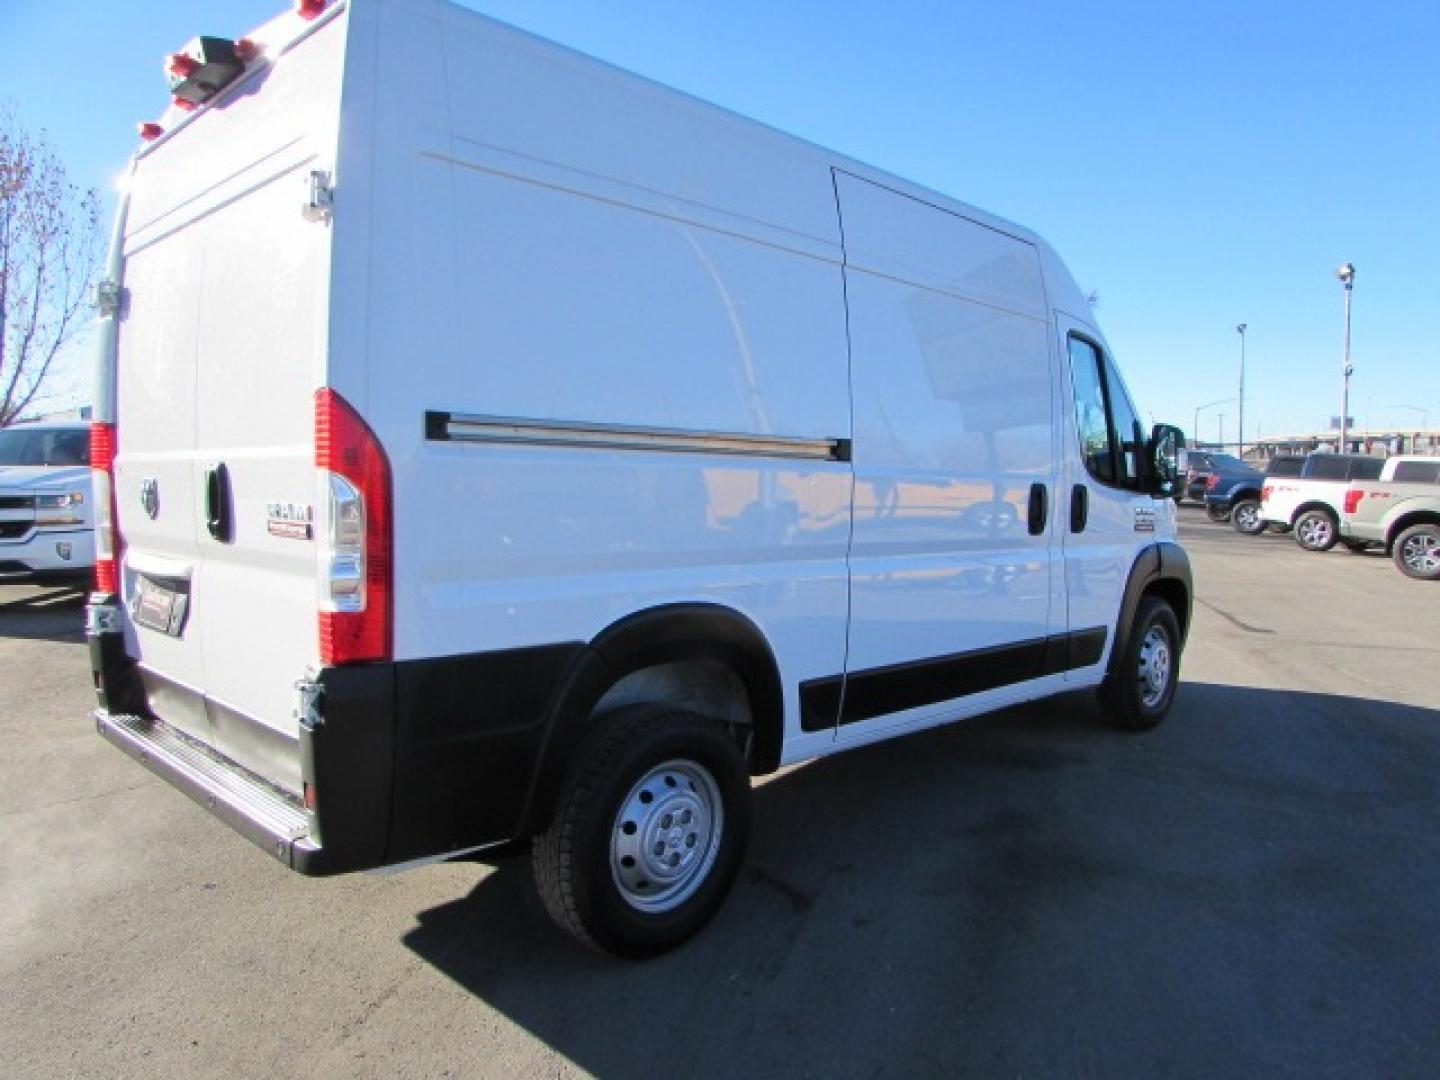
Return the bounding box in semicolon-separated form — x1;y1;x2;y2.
836;173;1062;732
330;1;853;762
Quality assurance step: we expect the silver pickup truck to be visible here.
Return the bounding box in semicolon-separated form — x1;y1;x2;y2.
1340;465;1440;580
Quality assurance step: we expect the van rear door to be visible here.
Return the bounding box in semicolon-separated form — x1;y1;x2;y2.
113;13;346;794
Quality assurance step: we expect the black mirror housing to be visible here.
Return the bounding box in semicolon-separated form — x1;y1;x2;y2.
1146;423;1185;498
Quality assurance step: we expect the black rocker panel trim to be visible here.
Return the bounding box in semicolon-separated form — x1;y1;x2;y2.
799;626;1109;732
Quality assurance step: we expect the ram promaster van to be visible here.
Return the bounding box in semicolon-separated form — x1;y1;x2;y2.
88;0;1191;957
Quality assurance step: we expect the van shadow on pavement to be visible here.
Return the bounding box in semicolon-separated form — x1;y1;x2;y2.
403;683;1440;1078
0;586;86;643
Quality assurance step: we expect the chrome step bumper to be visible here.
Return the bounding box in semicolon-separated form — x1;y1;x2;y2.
96;710;319;868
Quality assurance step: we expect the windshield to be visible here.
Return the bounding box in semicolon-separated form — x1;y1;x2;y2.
0;427;90;467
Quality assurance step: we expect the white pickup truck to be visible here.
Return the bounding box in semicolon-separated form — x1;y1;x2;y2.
1340;465;1440;579
1259;454;1437;552
0;420;95;586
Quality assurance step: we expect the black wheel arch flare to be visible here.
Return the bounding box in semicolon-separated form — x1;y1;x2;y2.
1107;542;1193;679
515;602;785;839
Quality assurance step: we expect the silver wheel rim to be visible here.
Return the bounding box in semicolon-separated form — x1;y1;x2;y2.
610;759;723;914
1137;624;1172;708
1298;516;1332;547
1402;533;1440;575
1234;504;1259;530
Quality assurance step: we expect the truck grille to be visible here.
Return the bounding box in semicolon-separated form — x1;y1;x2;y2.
0;496;36;510
0;522;35;540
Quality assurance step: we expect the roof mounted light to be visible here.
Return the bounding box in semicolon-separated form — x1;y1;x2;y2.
166;36;248;110
296;0;327;21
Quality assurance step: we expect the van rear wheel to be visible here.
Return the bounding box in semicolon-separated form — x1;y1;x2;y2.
1099;595;1180;732
532;705;751;958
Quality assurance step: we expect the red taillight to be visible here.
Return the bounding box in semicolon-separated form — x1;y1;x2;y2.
1344;488;1365;515
297;0;327;20
91;422;119;594
1261;485;1272;503
315;389;392;665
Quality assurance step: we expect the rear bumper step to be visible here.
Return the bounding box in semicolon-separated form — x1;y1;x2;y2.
96;710;321;869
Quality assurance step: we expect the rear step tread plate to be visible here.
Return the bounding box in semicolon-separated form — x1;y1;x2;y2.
97;710;314;860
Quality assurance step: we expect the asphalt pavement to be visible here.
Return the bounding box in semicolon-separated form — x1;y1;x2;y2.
2;509;1438;1078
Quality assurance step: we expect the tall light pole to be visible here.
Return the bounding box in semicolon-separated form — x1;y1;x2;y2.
1336;262;1355;453
1391;404;1430;430
1194;397;1235;447
1236;323;1247;458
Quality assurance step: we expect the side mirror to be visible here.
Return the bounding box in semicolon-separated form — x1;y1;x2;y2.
1146;423;1185;498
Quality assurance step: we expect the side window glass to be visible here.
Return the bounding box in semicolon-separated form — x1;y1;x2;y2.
1067;337;1115;483
1103;354;1144;488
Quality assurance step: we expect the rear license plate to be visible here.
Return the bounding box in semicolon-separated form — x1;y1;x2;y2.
134;576;189;636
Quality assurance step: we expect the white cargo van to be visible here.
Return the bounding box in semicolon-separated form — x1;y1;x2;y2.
88;0;1191;957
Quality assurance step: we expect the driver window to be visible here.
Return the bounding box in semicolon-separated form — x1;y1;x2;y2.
1068;335;1143;491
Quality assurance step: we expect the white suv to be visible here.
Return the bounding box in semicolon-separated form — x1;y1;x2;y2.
0;421;95;586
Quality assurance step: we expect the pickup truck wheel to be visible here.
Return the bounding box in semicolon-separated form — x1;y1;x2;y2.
1393;524;1440;581
1230;499;1265;535
1099;595;1181;732
1205;503;1231;523
532;705;751;958
1293;509;1339;552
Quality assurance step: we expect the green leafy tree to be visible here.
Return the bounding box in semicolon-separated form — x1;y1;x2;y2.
0;106;101;426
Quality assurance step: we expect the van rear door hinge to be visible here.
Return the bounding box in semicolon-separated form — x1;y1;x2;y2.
302;170;334;223
294;675;324;731
94;279;126;319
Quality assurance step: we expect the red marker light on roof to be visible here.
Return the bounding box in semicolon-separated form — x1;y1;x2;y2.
137;122;164;141
171;95;198;112
168;52;200;78
234;38;261;63
297;0;326;20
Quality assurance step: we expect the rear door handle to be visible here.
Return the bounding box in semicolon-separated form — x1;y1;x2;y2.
1070;484;1089;533
1028;482;1048;536
204;463;232;543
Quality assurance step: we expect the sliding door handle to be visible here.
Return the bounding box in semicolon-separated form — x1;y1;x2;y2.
1028;483;1048;536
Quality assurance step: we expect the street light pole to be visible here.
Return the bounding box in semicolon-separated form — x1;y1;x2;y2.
1236;323;1247;459
1336;262;1355;452
1391;404;1430;430
1194;397;1235;447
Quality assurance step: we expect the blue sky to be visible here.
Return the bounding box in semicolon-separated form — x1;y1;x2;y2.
2;0;1436;440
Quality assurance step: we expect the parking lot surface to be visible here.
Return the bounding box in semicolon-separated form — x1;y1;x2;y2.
3;510;1438;1078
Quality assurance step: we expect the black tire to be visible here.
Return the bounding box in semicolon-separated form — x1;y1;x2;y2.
1230;499;1266;535
1293;509;1339;552
1392;523;1440;581
1205;503;1231;523
1098;595;1181;732
532;705;751;958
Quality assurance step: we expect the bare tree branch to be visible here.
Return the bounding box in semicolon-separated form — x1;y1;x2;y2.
0;103;102;426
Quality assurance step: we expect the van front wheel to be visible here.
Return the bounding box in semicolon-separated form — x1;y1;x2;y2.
532;705;751;958
1099;596;1181;731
